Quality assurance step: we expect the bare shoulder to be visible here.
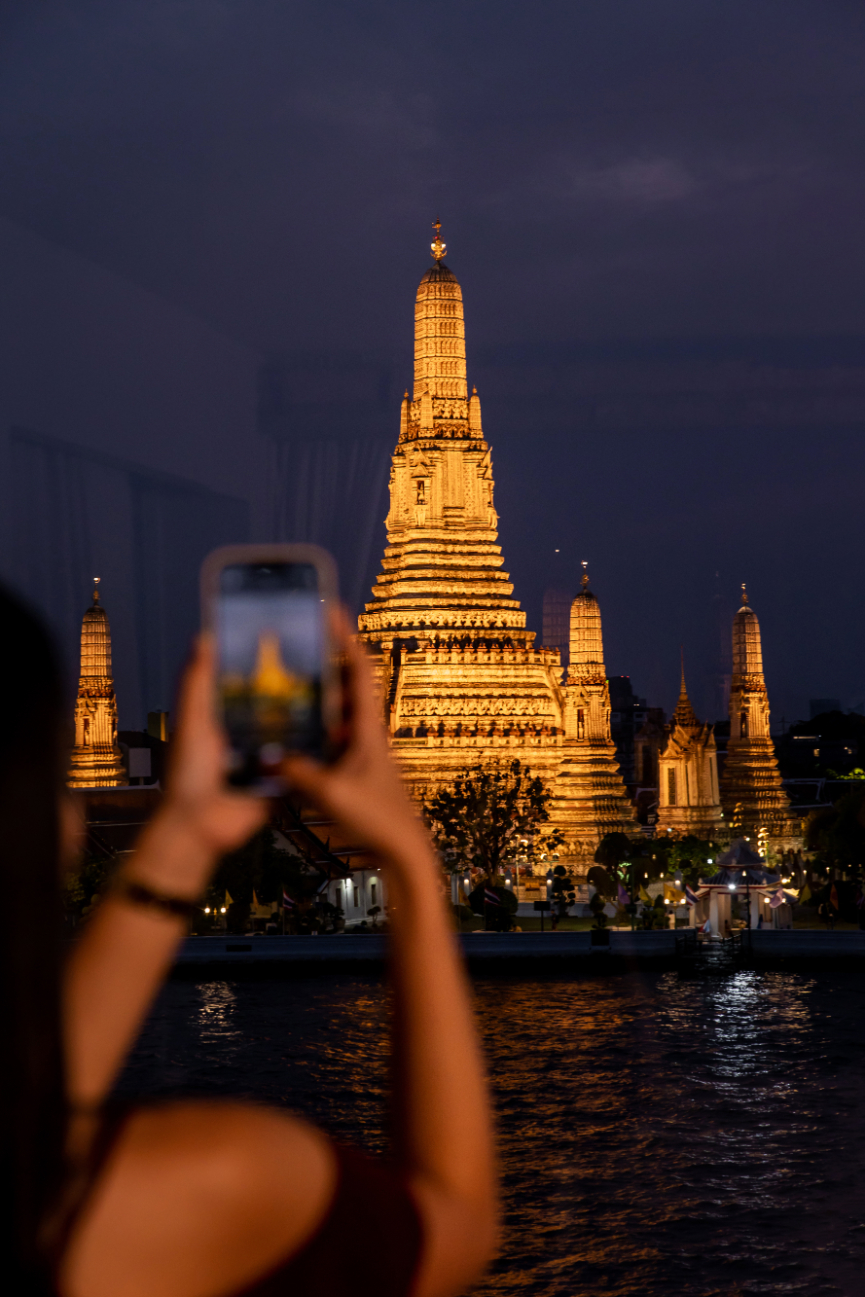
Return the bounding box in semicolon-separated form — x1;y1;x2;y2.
61;1100;338;1297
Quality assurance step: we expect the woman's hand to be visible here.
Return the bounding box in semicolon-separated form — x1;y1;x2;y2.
128;636;267;899
281;612;432;871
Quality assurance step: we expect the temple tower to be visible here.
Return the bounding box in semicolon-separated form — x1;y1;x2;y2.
67;579;126;788
553;567;636;850
359;226;631;867
719;586;797;847
655;662;724;838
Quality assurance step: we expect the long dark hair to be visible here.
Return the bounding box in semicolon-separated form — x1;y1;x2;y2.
0;586;68;1289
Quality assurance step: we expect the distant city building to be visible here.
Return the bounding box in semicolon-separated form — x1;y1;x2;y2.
542;586;573;672
655;666;724;839
775;709;865;780
809;698;841;719
67;580;126;788
719;586;800;849
608;676;663;787
706;575;734;721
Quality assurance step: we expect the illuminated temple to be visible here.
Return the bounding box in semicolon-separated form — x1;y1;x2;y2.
655;663;724;839
358;226;634;868
720;586;799;849
67;579;126;788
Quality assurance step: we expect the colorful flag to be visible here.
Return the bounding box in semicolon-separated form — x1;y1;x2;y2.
484;887;501;907
799;882;812;904
769;887;784;909
617;883;631;907
830;883;840;911
685;885;699;907
639;884;651;904
282;889;296;910
700;918;711;933
225;890;234;907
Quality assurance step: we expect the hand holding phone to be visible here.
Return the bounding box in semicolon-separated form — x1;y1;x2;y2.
201;545;340;793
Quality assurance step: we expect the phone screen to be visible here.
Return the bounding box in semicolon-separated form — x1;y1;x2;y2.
216;561;326;785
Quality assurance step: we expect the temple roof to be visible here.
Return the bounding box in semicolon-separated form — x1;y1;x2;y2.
703;839;779;886
717;837;764;866
419;262;458;284
671;664;700;728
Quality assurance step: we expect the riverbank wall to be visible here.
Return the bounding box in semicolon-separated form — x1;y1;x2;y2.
172;929;865;975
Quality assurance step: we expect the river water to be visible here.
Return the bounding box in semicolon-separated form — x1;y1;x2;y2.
121;967;865;1295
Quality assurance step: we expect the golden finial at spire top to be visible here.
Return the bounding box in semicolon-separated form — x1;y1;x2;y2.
581;559;589;590
430;218;447;263
741;582;749;606
93;576;101;603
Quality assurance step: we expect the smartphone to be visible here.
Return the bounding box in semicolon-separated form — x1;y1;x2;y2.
201;544;340;792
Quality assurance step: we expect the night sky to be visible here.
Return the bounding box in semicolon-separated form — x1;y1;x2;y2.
1;0;864;725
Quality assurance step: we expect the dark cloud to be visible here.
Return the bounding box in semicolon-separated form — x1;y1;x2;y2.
0;0;863;721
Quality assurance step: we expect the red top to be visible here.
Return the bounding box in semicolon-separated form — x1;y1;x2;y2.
235;1143;423;1297
53;1117;423;1297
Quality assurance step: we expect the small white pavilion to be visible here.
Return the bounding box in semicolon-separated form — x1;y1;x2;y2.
689;839;783;935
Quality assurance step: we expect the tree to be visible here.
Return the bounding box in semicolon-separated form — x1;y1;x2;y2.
207;827;339;934
468;881;519;932
588;890;608;931
63;848;114;926
424;760;564;880
594;833;632;872
664;836;721;886
586;864;616;898
550;864;576;919
805;784;865;881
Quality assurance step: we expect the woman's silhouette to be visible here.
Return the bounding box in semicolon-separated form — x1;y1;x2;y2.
1;586;496;1297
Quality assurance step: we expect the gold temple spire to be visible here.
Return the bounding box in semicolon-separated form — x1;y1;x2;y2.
672;654;699;728
360;232;635;865
412;234;467;404
721;588;796;845
569;567;604;677
580;560;589;590
67;580;126;788
430;218;447;262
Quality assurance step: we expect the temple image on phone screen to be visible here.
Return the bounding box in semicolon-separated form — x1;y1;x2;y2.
216;563;325;768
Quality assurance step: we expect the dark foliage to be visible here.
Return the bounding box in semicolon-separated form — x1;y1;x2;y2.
805;784;865;877
468;881;518;931
424;759;564;878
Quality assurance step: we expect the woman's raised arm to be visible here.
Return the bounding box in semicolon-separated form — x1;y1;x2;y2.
62;636;268;1110
282;621;498;1297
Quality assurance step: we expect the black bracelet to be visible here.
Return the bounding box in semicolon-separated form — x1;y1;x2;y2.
115;877;199;921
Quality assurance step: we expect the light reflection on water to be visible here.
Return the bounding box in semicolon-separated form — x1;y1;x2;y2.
120;969;865;1295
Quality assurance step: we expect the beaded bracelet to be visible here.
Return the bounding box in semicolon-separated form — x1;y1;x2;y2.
114;876;199;921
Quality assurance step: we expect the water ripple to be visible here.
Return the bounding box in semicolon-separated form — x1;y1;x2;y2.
119;968;865;1295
